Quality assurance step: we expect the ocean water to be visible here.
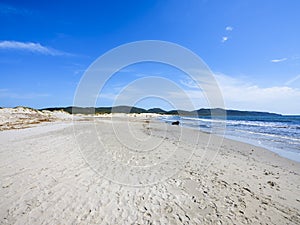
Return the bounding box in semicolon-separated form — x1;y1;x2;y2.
160;115;300;162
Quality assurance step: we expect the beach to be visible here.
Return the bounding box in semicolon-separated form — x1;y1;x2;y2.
0;109;300;224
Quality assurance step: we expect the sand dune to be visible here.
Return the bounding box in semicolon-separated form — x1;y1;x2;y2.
0;109;299;224
0;107;73;131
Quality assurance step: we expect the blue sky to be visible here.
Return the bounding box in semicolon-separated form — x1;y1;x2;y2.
0;0;300;114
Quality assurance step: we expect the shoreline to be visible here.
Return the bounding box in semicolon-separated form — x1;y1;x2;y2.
1;113;300;224
222;133;300;163
1;106;299;165
159;114;300;164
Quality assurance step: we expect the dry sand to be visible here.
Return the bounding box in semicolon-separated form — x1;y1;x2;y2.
0;108;300;224
0;107;74;131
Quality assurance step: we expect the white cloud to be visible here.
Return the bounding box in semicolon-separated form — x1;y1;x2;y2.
0;41;71;56
94;71;300;114
221;26;233;43
225;26;233;31
270;58;287;63
173;73;300;114
221;36;228;43
213;73;300;114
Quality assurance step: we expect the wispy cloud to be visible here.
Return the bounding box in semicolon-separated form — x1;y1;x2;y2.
0;3;31;15
91;69;300;114
221;26;233;43
176;73;300;114
180;78;199;89
285;74;300;85
221;36;228;43
0;89;50;99
225;26;233;31
0;41;72;56
270;58;287;63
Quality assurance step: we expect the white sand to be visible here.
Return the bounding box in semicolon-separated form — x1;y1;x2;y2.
0;107;74;131
0;108;299;224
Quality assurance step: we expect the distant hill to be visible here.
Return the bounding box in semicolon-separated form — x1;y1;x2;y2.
41;106;282;117
194;108;281;117
42;106;147;114
147;108;167;114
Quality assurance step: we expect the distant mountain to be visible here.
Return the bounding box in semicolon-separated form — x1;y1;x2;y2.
194;108;281;117
147;108;167;114
41;106;282;117
221;109;281;117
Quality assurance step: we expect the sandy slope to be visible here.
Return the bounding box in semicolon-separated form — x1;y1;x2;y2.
0;113;299;224
0;107;73;131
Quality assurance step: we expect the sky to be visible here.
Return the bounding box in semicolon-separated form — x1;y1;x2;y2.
0;0;300;114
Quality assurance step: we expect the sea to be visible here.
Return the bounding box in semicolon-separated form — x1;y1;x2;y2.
160;114;300;162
